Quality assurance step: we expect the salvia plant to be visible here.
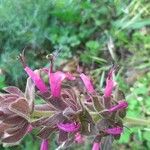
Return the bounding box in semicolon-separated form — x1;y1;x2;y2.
0;52;128;150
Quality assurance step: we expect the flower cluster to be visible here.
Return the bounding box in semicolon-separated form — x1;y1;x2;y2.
0;53;128;150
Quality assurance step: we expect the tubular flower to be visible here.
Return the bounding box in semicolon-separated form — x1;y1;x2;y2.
49;71;75;98
40;139;49;150
92;142;101;150
24;66;48;93
105;126;123;135
80;73;95;94
107;101;128;112
57;122;80;133
104;69;116;98
48;56;75;98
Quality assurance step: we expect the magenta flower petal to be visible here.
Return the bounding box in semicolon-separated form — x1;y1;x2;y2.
104;69;116;97
49;71;66;97
57;122;80;132
105;126;123;135
107;101;128;112
40;139;49;150
49;71;75;97
92;142;101;150
75;132;84;144
80;73;95;94
24;66;48;93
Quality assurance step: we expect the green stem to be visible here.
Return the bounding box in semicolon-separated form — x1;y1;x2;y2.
124;117;150;126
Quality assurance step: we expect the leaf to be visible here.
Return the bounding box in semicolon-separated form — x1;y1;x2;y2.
58;130;68;143
2;122;29;143
38;127;56;139
9;98;30;120
0;97;18;108
3;115;25;125
3;86;24;97
79;109;95;135
92;96;104;112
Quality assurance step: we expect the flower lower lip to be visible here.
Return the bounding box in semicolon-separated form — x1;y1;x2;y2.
57;122;80;132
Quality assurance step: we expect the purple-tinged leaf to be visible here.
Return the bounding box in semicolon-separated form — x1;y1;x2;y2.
96;119;111;131
2;122;29;143
35;104;56;112
3;115;25;125
0;97;18;108
38;92;67;110
58;130;68;143
9;98;30;120
31;117;49;127
38;127;56;139
0;94;19;100
79;109;95;135
44;113;65;127
62;107;76;119
3;86;24;97
92;96;104;112
0;123;10;133
6;126;22;135
0;96;4;102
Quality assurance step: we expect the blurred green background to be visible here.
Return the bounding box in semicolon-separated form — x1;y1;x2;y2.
0;0;150;149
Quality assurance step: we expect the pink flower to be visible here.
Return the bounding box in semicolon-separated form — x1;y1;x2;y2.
40;139;49;150
92;142;101;150
57;122;80;132
49;71;75;97
75;132;84;144
107;101;128;112
80;73;95;94
105;126;123;135
104;69;116;97
24;66;48;93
